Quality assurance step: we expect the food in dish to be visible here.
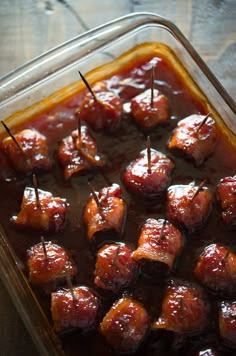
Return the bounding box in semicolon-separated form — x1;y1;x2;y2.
0;42;235;355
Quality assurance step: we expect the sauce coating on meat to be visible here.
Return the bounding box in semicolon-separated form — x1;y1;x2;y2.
0;128;51;173
51;286;100;333
132;218;183;275
194;244;236;298
12;187;67;231
219;301;236;349
123;148;174;199
217;176;236;228
94;243;137;292
58;125;105;179
27;242;76;285
194;348;218;356
100;296;150;352
79;82;123;132
168;114;217;165
130;88;169;129
152;280;209;334
83;183;126;242
166;183;212;232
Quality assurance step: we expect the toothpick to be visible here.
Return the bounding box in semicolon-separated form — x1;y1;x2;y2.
79;71;97;102
197;113;211;133
41;236;48;260
150;66;155;107
1;121;25;156
66;272;76;302
88;182;103;215
159;219;167;240
32;174;41;211
190;179;207;202
112;244;121;267
221;250;229;265
147;136;152;174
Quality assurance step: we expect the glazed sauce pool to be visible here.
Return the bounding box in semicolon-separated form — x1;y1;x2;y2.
0;47;235;356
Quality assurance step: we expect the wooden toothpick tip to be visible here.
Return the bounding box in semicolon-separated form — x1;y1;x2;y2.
88;182;103;212
197;113;211;133
65;272;76;302
41;236;48;260
112;244;121;267
1;121;25;155
150;66;155;107
159;219;167;240
190;179;207;202
147;136;152;174
79;71;97;102
221;250;229;265
32;174;41;211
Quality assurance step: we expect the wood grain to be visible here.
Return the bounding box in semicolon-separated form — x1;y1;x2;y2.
0;0;235;355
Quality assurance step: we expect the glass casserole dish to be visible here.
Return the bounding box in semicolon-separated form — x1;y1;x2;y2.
0;12;235;356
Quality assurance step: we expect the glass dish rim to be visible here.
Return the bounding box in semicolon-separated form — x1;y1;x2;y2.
0;11;235;356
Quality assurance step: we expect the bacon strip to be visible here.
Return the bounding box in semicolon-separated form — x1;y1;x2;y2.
1;128;51;173
27;242;76;285
100;296;150;352
83;183;126;242
132;218;183;275
58;125;105;179
12;187;67;232
168;114;217;165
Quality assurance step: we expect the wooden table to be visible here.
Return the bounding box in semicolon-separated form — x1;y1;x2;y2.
0;1;235;355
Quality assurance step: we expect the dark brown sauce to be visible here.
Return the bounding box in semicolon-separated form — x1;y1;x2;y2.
0;44;235;356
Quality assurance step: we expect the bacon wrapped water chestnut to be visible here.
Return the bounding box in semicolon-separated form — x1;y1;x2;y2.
130;88;170;130
216;175;236;229
0;128;51;173
100;296;150;353
51;286;100;333
152;280;209;334
27;241;76;285
166;182;212;232
168;114;217;165
194;244;236;298
219;301;236;349
132;218;183;276
94;242;137;292
12;187;67;232
79;81;123;132
83;183;126;243
123;146;174;199
58;124;105;179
